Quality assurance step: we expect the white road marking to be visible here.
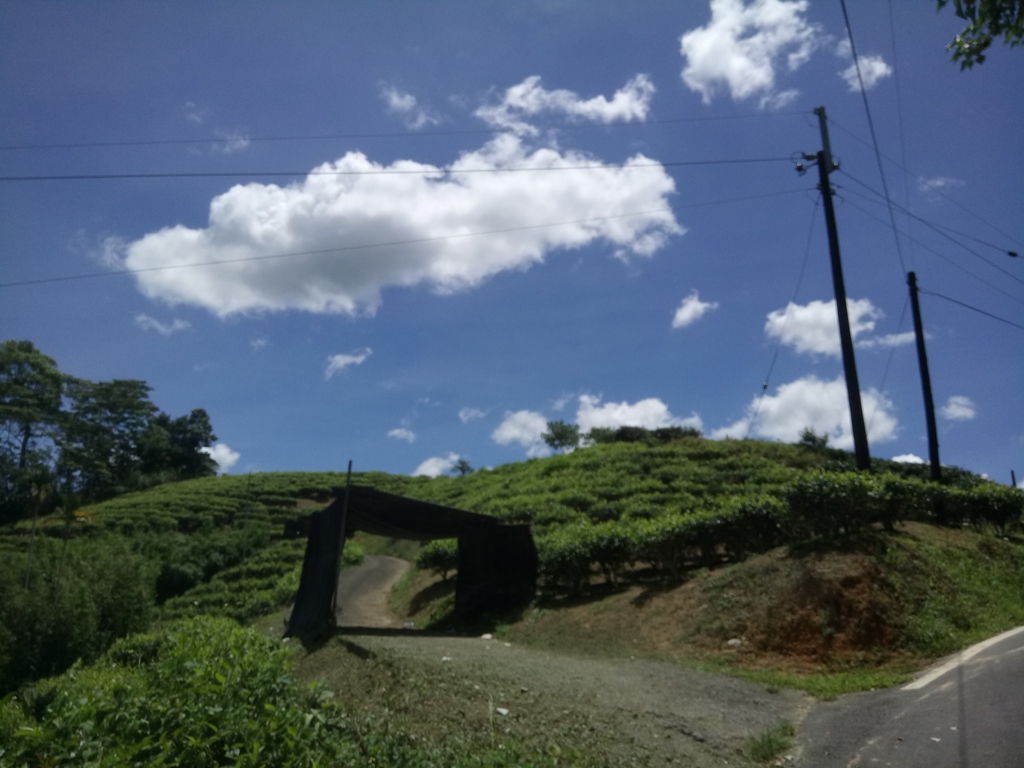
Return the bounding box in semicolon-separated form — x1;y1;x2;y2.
903;625;1024;691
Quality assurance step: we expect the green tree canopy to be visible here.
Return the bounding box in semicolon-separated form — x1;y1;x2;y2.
939;0;1024;68
542;420;581;453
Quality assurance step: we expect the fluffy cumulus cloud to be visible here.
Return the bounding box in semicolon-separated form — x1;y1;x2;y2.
835;41;892;92
119;133;680;317
711;375;897;449
475;75;655;135
679;0;821;108
892;453;925;464
458;407;485;424
134;314;190;336
201;443;240;473
381;85;439;130
941;395;976;421
325;348;372;379
838;55;892;92
672;290;719;329
764;298;912;356
388;427;416;443
492;410;550;457
413;452;460;477
575;395;703;433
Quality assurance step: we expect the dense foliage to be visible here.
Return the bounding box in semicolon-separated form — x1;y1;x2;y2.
0;340;219;524
0;616;579;768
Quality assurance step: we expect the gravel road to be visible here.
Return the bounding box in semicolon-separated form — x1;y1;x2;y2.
332;556;811;766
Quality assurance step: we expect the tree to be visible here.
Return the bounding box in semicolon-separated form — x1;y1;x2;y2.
798;427;829;450
139;408;217;480
57;379;158;498
0;341;67;522
450;458;474;477
542;420;581;453
938;0;1024;68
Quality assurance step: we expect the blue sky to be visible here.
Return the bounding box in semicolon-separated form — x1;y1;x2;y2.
2;1;1021;483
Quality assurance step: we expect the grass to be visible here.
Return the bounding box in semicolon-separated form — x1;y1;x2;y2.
745;720;796;764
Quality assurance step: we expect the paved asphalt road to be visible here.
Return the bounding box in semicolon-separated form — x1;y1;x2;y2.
798;626;1024;767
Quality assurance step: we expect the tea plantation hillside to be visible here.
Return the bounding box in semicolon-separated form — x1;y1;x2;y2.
2;433;1023;765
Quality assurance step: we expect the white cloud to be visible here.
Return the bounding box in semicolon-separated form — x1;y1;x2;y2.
940;395;975;421
891;453;925;464
184;101;207;124
492;410;551;457
134;314;191;336
917;176;964;193
551;394;572;412
212;129;251;154
575;394;703;433
838;55;892;92
1017;478;1024;491
120;133;680;317
325;348;372;379
764;298;882;356
672;290;719;328
250;337;268;351
711;374;897;449
679;0;821;108
201;443;240;473
855;331;917;350
388;427;416;443
458;407;485;423
413;452;460;477
381;85;440;130
475;75;654;135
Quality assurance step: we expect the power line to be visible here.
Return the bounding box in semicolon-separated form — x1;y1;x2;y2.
838;172;1023;287
838;194;1024;307
866;294;909;433
0;187;808;290
0;156;793;182
839;0;908;277
886;0;914;271
746;192;820;440
0;111;810;152
919;288;1024;332
826;117;1023;249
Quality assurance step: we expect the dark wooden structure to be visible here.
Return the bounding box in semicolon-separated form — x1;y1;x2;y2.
284;485;536;640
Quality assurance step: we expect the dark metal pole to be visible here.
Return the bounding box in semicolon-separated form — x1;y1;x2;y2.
813;106;871;471
330;460;353;619
907;272;941;481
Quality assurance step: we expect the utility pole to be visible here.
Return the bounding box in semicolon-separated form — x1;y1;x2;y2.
800;106;871;471
907;272;941;482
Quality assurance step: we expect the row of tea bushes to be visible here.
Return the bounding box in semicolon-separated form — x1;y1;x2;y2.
415;474;1023;594
162;539;365;623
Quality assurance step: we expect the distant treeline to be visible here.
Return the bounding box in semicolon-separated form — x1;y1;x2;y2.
0;340;218;524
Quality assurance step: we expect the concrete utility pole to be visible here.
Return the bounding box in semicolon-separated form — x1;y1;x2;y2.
802;106;872;471
907;272;941;481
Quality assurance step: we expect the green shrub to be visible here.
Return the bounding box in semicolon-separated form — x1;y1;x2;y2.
0;535;155;696
415;538;458;581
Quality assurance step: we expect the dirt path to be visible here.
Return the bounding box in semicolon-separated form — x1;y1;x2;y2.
335;555;410;628
328;557;811;766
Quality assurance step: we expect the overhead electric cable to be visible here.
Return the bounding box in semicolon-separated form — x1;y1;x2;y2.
886;0;915;271
839;0;908;277
0;187;807;290
0;157;793;182
918;288;1024;332
826;117;1023;249
746;193;820;440
838;172;1023;286
866;294;909;433
0;111;809;152
837;194;1024;307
